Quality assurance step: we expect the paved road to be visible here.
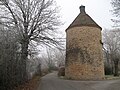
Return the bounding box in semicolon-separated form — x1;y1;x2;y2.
37;72;120;90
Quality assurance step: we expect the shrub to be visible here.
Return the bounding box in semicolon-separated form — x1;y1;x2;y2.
58;66;65;76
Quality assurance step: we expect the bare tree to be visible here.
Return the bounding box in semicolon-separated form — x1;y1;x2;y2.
53;49;65;67
103;29;120;76
44;48;57;72
0;0;62;82
111;0;120;27
39;47;65;73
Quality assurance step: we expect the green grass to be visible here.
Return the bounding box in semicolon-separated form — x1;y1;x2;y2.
105;75;120;80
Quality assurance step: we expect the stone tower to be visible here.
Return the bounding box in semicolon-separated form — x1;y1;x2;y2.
65;6;104;80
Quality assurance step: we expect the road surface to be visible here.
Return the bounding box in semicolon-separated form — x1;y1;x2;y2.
37;72;120;90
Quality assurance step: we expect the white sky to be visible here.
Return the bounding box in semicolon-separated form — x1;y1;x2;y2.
55;0;113;32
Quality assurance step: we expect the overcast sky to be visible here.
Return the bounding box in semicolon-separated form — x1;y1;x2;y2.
55;0;113;32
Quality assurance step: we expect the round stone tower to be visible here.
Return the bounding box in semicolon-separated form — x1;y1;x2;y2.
65;6;104;80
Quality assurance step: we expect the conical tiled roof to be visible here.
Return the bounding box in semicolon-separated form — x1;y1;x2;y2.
66;6;102;31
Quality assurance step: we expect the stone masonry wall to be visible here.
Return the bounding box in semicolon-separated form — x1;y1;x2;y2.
65;26;104;80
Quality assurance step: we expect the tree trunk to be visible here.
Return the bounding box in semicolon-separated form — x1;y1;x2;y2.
20;38;29;83
114;60;119;76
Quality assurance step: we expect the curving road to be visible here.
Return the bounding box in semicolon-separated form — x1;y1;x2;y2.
37;72;120;90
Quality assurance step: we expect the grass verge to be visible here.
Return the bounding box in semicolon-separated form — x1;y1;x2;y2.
105;75;120;80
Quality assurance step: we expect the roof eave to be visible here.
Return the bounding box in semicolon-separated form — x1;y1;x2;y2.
65;25;102;32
